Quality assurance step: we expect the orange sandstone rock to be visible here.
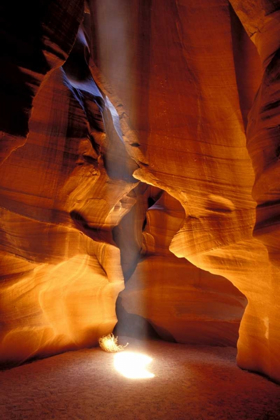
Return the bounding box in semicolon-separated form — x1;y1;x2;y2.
89;0;280;383
1;0;280;386
0;9;137;365
117;192;247;346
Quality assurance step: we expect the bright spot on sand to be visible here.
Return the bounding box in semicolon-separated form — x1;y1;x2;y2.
114;352;155;379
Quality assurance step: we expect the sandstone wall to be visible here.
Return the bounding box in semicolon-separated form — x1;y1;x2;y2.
0;2;136;365
89;0;280;383
1;0;280;384
116;191;247;346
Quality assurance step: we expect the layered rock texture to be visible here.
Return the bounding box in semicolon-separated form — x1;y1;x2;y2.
1;0;280;384
116;191;247;346
0;1;137;365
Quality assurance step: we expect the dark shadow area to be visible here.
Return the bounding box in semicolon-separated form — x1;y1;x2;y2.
229;3;262;129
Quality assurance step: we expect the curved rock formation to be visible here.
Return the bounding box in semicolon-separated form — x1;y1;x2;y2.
1;0;280;385
0;4;137;365
117;191;247;346
229;0;280;382
0;0;84;164
88;0;280;383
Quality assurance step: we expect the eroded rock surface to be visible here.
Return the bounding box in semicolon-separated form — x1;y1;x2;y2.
0;4;137;365
0;1;84;164
1;0;280;384
117;192;247;346
88;0;280;383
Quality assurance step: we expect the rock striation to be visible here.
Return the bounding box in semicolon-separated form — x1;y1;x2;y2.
0;1;84;164
117;191;247;346
88;0;280;383
0;2;137;365
1;0;280;385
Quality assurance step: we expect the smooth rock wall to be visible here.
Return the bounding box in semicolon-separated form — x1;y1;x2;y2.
89;0;280;383
0;3;137;365
1;0;280;384
117;192;247;346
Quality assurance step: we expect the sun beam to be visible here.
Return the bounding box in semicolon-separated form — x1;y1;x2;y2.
114;352;155;379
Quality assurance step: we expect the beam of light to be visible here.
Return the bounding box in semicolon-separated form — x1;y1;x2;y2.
114;352;155;379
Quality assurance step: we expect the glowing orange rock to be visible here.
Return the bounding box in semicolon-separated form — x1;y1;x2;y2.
0;5;136;365
118;193;247;346
89;0;280;383
1;0;280;386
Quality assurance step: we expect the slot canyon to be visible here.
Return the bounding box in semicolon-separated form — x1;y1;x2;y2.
1;0;280;419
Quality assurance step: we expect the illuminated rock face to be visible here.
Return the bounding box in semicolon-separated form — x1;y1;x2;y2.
88;0;280;383
1;0;280;384
117;192;247;346
0;2;136;365
229;0;280;382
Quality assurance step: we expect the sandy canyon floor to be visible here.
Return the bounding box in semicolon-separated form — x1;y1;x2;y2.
1;338;280;419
